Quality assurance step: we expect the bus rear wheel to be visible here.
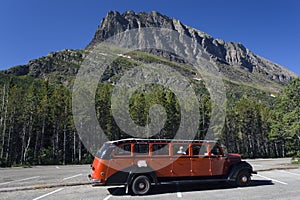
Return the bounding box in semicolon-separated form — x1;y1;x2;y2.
131;175;151;195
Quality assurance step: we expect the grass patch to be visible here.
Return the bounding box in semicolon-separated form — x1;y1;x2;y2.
291;158;300;164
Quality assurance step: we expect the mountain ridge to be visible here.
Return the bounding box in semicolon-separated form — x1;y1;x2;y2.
87;10;297;87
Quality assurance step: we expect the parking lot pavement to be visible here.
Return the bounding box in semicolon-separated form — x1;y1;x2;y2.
2;169;299;200
0;165;90;191
105;169;300;200
0;159;299;200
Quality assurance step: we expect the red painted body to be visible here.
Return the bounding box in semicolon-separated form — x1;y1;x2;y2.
88;139;243;186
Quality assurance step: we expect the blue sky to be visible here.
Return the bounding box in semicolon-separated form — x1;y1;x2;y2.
0;0;299;75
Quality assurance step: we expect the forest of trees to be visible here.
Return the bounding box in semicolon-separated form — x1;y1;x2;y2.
0;74;299;167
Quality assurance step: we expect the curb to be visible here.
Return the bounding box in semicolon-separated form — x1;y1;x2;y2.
0;181;90;193
256;166;299;172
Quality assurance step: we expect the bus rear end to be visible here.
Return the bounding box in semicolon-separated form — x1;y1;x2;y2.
88;142;113;185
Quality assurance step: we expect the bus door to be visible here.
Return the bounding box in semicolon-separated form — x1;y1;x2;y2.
150;143;172;177
171;144;191;177
132;143;151;170
190;143;211;176
107;143;133;182
210;144;226;176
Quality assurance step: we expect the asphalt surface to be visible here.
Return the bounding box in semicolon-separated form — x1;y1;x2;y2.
0;158;299;200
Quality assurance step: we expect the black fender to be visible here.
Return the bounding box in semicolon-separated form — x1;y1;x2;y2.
126;165;158;186
106;164;158;194
105;166;132;185
124;165;158;194
227;161;256;181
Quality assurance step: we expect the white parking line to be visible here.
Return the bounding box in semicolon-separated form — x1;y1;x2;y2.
280;170;300;176
255;174;288;185
103;194;112;200
32;188;64;200
177;192;183;198
251;164;263;167
0;176;40;186
62;174;82;181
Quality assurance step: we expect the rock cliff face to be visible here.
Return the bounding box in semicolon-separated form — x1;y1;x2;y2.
87;10;297;87
4;49;84;85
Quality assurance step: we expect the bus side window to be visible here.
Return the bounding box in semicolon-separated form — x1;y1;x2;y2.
200;144;208;155
134;144;149;156
114;144;131;156
211;145;222;156
173;144;189;155
152;144;169;155
192;144;208;156
192;145;200;155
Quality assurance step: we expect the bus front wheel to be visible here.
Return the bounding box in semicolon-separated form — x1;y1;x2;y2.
131;175;151;195
236;169;251;187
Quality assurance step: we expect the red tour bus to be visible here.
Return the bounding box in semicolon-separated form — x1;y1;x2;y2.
88;138;256;195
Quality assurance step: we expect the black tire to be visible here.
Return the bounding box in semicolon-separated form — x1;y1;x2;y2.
131;175;151;195
236;169;251;187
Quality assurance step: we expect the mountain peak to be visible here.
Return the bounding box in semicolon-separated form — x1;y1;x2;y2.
86;10;297;86
86;10;177;48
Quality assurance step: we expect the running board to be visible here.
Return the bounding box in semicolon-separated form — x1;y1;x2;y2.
158;178;231;185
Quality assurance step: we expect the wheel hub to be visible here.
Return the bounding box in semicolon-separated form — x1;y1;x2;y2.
138;182;145;189
241;176;248;183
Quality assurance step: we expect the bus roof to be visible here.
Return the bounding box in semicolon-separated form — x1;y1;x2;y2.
106;138;219;145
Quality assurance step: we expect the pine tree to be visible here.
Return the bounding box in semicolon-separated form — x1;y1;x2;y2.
271;78;300;157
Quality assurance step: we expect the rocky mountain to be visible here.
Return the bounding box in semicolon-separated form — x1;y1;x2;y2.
87;11;297;91
3;49;84;86
2;10;298;92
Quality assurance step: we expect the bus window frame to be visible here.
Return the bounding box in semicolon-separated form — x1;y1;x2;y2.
133;143;150;157
150;143;170;156
172;143;190;156
96;143;114;159
191;143;209;157
209;144;225;157
112;143;133;158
